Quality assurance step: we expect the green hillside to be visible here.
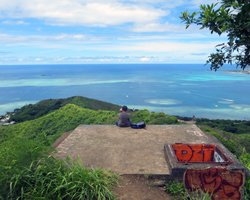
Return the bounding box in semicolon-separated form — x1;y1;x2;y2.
0;97;250;197
0;103;178;172
2;104;177;145
0;104;118;199
9;96;120;122
1;104;116;146
0;104;178;199
1;99;248;199
196;119;250;154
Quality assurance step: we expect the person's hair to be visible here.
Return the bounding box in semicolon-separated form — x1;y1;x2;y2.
121;105;128;112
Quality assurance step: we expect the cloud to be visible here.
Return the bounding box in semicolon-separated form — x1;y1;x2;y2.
102;41;217;54
191;52;208;56
121;0;186;9
132;22;185;33
0;33;98;44
191;0;219;7
0;55;162;64
139;56;153;62
1;20;29;25
117;31;225;41
0;0;166;26
0;1;227;64
0;51;11;54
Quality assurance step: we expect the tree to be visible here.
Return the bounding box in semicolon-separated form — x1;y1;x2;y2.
180;0;250;70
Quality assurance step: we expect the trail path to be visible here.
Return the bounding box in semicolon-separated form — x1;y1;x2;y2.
113;175;172;200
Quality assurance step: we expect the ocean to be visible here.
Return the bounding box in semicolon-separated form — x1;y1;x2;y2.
0;64;249;120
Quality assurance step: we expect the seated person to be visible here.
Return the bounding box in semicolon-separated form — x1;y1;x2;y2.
116;105;131;127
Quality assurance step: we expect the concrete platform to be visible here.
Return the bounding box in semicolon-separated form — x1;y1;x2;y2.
55;125;217;175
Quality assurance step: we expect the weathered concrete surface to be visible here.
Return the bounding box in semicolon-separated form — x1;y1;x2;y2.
55;125;217;175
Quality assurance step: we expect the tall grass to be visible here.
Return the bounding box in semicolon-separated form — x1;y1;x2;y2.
4;156;118;200
0;105;120;199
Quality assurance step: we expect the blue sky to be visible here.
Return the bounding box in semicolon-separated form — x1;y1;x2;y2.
0;0;224;64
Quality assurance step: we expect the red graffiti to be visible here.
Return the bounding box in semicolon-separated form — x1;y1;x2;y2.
184;168;244;200
172;143;225;163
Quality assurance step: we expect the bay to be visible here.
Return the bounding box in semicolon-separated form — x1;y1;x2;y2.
0;64;249;120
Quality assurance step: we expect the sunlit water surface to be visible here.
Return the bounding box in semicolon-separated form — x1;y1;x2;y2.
0;64;249;119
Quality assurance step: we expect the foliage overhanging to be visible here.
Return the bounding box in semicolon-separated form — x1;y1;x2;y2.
181;0;250;70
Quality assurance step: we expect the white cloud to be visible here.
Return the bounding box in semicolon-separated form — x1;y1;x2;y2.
132;22;186;32
0;33;98;44
0;0;226;64
117;32;225;41
2;20;29;25
103;41;217;54
191;0;219;7
0;0;166;26
121;0;186;9
0;55;167;64
139;56;152;62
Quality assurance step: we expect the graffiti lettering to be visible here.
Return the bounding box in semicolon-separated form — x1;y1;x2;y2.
184;168;244;200
172;144;216;163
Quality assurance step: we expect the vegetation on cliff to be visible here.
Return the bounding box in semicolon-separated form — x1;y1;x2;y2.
9;96;120;123
197;119;250;198
0;102;178;199
197;118;250;153
0;104;120;199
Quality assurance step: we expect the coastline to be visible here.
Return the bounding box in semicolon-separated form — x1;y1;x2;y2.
224;70;250;75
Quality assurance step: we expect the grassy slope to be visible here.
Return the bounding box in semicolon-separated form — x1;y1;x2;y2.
0;104;178;172
9;96;120;122
196;119;250;153
0;104;178;199
1;104;116;147
0;104;118;199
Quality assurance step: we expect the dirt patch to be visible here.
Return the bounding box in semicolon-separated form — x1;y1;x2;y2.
113;175;172;200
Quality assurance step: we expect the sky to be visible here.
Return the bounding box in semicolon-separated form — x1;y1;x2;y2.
0;0;225;64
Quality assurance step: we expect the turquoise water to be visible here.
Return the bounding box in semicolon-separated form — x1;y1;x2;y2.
0;64;249;120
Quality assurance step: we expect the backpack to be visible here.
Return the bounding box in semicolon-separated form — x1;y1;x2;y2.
131;121;146;129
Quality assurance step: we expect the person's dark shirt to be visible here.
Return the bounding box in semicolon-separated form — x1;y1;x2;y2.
118;112;130;127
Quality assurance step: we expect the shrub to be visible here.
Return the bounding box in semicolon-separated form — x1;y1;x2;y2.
165;181;211;200
244;177;250;200
165;181;187;200
240;153;250;170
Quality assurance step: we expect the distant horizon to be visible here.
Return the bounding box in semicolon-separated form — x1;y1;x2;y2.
0;63;238;71
0;63;208;66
